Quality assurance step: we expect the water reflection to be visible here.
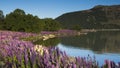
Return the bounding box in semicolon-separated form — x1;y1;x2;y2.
34;31;120;53
60;31;120;53
33;31;120;65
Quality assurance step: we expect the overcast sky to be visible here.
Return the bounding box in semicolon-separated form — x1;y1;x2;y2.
0;0;120;19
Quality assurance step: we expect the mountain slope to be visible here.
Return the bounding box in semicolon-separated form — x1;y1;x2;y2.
55;5;120;29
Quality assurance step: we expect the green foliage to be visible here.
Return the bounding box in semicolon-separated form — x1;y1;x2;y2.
4;9;44;33
43;18;61;31
72;25;81;30
0;20;4;29
0;8;61;32
0;10;5;30
0;10;4;20
20;35;42;41
33;38;60;46
13;9;25;15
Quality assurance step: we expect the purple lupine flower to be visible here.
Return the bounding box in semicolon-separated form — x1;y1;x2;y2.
51;64;55;68
23;49;28;65
56;63;60;68
29;49;37;67
111;61;115;68
72;62;76;68
118;62;120;68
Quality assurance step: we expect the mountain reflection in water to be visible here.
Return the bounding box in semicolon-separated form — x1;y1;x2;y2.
33;31;120;66
59;31;120;53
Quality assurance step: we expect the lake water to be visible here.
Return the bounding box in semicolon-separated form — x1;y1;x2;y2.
34;31;120;66
56;31;120;66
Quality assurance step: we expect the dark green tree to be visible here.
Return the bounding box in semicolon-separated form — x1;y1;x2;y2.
0;10;4;29
43;18;61;31
1;9;61;32
0;10;4;20
13;9;25;15
4;9;44;32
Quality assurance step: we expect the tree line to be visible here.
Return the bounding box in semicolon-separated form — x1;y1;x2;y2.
0;9;61;33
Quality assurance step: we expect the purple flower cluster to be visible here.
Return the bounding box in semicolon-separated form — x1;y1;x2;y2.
0;30;37;40
0;30;36;68
0;30;120;68
102;60;120;68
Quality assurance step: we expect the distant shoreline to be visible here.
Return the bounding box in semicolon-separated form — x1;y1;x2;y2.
41;29;120;40
80;29;120;33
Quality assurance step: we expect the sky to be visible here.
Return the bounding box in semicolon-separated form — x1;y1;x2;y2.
0;0;120;19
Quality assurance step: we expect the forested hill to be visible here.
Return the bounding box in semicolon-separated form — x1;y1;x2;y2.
0;9;61;32
55;5;120;29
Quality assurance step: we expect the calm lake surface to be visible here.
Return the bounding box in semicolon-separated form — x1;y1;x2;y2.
34;31;120;66
57;31;120;66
